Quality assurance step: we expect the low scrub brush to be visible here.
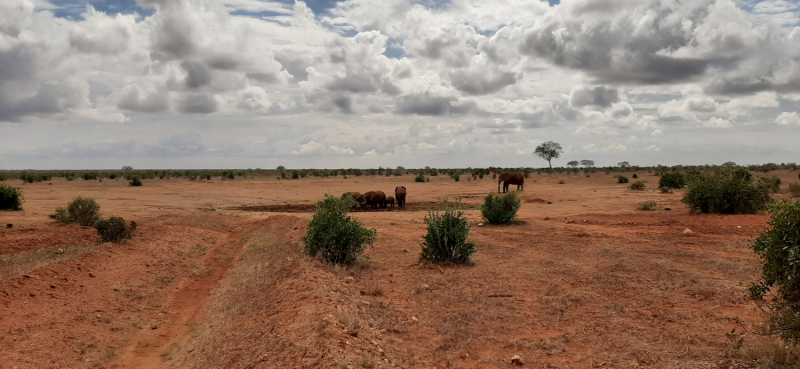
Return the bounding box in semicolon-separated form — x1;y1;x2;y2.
481;192;521;224
420;199;475;264
49;197;101;226
95;216;137;243
0;184;23;210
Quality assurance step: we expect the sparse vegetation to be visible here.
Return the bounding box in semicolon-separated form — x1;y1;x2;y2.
415;174;425;182
629;181;646;191
659;187;672;193
419;199;475;264
129;176;143;186
683;168;770;214
749;199;800;344
302;195;377;264
639;200;657;211
790;183;800;198
617;175;629;184
759;176;782;193
481;192;521;224
0;184;23;210
94;216;137;243
632;173;638;178
49;197;101;226
659;172;687;189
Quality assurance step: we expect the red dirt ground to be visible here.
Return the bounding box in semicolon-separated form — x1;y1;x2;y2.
1;170;799;368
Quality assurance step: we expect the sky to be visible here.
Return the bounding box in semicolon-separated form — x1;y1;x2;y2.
0;0;799;170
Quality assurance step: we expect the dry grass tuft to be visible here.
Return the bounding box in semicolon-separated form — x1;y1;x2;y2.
0;244;97;280
336;306;361;334
362;281;383;296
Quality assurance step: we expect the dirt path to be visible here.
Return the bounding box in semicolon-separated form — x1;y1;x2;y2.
113;222;256;368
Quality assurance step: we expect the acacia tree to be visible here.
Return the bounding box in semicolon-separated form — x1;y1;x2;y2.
580;159;595;168
618;161;630;168
567;161;579;168
533;141;563;169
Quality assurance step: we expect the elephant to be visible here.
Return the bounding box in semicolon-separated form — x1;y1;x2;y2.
498;172;524;193
385;196;395;208
363;191;387;209
395;186;407;208
341;192;366;206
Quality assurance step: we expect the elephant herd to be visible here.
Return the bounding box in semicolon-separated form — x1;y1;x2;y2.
341;186;407;209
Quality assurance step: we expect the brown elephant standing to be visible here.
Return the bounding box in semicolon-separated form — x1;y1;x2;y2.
363;191;387;209
341;192;366;207
385;196;395;208
395;186;407;208
498;172;524;193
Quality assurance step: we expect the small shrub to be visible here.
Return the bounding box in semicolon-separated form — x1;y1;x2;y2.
0;184;24;210
749;199;800;344
453;174;460;182
659;172;687;189
790;183;800;198
291;171;299;179
415;174;425;183
94;216;137;243
559;179;565;184
639;200;657;211
682;168;769;214
632;173;638;178
759;176;782;193
629;181;645;191
419;199;475;264
129;177;143;186
659;187;671;193
302;195;377;264
49;197;101;226
481;192;521;224
617;175;629;184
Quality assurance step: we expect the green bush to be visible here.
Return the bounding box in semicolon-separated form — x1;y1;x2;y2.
790;183;800;198
302;195;377;264
659;172;687;189
49;197;101;226
291;170;299;179
0;184;23;210
629;181;645;191
419;199;476;264
632;173;638;179
759;176;782;193
749;199;800;344
659;187;671;193
129;177;143;186
638;200;657;210
415;174;425;183
617;175;629;184
0;173;6;181
481;192;521;224
682;168;770;214
94;216;137;243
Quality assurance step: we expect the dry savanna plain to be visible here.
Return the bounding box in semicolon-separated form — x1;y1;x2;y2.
2;170;800;369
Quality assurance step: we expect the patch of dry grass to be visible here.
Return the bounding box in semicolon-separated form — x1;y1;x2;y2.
0;243;97;280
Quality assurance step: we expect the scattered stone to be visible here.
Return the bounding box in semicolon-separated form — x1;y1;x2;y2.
737;225;742;229
421;284;430;289
411;316;418;323
477;223;484;226
664;207;671;211
57;248;64;254
345;277;354;283
6;224;12;229
403;250;409;253
683;228;694;235
50;285;56;289
89;273;95;278
544;217;550;220
380;329;387;334
511;355;524;365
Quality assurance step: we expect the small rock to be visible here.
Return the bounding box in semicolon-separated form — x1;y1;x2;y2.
421;284;430;289
737;225;742;229
89;273;95;278
411;316;418;323
664;207;671;211
57;248;64;254
50;285;56;289
683;228;694;235
511;354;524;365
345;277;354;283
477;223;484;226
403;249;409;253
380;329;387;334
6;224;12;229
544;217;550;220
